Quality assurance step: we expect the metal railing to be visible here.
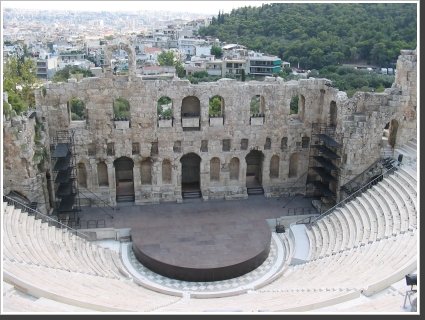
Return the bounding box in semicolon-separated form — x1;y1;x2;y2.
3;194;92;241
76;181;115;218
306;162;399;228
278;169;309;207
340;157;382;195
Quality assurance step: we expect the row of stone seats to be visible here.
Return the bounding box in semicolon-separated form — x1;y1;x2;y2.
305;165;417;261
3;292;96;313
159;288;359;312
278;232;294;264
336;290;408;312
261;229;416;293
2;203;128;279
3;257;181;312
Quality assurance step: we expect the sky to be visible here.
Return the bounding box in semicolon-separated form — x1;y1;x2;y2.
2;1;277;14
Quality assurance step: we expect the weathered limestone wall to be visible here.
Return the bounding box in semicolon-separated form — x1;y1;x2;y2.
3;113;51;214
23;48;416;209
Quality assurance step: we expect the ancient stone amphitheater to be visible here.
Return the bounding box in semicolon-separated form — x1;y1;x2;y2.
2;46;417;313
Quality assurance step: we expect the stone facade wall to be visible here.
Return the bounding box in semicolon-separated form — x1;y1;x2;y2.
4;47;416;212
3;112;51;214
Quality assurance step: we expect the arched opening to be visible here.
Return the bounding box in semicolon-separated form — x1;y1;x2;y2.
162;159;172;184
77;163;87;188
388;119;399;148
209;95;224;116
298;94;306;120
181;96;201;131
210;157;220;182
180;153;201;193
68;98;86;122
97;162;109;187
141;159;152;185
113;97;130;119
157;96;173;119
289;153;299;178
229;157;240;181
103;40;136;78
114;157;135;202
270;155;280;179
250;95;264;115
111;48;129;75
330;100;337;126
245;150;263;190
290;95;299;114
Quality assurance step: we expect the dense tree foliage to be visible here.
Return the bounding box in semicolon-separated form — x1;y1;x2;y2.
157;96;172;118
290;95;299;114
3;56;37;115
209;96;222;115
199;3;417;69
113;97;130;118
70;98;85;120
313;66;395;97
52;65;94;83
185;71;221;84
157;50;185;78
210;45;223;58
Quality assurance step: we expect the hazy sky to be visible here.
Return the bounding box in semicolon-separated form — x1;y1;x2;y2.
2;1;277;14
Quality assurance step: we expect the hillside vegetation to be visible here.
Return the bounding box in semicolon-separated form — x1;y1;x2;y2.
199;3;417;69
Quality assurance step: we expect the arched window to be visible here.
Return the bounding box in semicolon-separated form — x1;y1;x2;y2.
77;163;87;187
68;98;86;121
289;154;298;178
229;157;240;181
250;95;264;115
290;95;298;114
298;94;306;121
157;96;173;119
162;159;172;184
210;157;220;181
270;155;279;179
181;96;201;131
330;101;337;126
97;162;108;186
141;159;152;185
209;95;224;116
113;97;130;119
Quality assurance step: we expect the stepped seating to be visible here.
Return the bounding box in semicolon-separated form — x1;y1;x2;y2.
3;146;418;313
261;231;416;293
3;258;180;312
3;293;96;312
159;289;359;312
341;204;363;247
361;192;387;240
370;185;403;234
3;203;126;277
337;291;407;312
326;215;342;255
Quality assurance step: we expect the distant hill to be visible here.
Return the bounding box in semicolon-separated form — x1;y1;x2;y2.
199;2;417;69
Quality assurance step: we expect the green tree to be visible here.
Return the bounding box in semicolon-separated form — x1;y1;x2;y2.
52;66;94;83
241;69;246;82
290;95;299;114
3;56;36;114
157;50;175;66
113;97;130;118
70;98;85;120
210;45;223;58
370;42;388;66
250;96;260;114
209;96;222;115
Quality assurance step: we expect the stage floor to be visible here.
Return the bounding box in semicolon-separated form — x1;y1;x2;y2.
77;194;317;281
131;209;271;281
